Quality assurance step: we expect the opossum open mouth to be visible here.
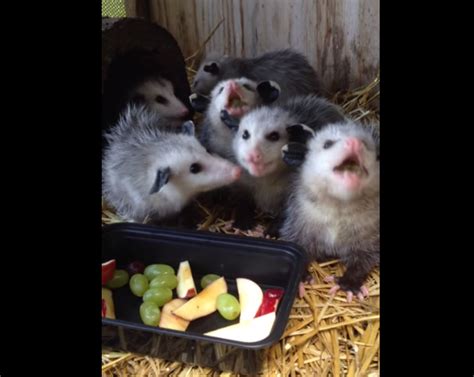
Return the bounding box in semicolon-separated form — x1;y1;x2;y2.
225;91;250;118
333;155;368;176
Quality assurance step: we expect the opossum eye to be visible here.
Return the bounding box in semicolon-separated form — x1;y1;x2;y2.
189;163;202;174
323;140;335;149
242;130;250;140
266;132;280;142
155;95;169;105
218;87;224;95
242;83;255;92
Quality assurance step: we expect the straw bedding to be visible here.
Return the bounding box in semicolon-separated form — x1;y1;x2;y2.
102;21;380;377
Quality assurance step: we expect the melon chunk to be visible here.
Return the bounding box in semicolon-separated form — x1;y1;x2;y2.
172;277;227;321
159;298;190;331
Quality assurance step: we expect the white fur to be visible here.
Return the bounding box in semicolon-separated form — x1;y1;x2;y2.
134;79;188;120
205;77;265;159
302;122;380;202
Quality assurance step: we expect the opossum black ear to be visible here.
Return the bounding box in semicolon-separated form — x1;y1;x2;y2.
149;167;171;195
281;142;308;167
189;93;210;113
286;124;315;144
257;80;281;103
220;110;240;132
181;120;195;136
203;62;219;75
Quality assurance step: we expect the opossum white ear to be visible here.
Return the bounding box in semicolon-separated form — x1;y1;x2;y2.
286;124;315;144
220;110;240;131
203;62;220;75
281;142;308;167
181;120;196;136
257;80;281;103
149;167;171;195
189;93;210;113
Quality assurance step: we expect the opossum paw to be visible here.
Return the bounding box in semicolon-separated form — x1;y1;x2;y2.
298;281;306;299
327;278;369;302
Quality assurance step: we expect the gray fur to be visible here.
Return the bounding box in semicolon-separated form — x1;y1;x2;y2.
102;105;240;222
193;49;321;100
279;121;380;293
232;95;346;214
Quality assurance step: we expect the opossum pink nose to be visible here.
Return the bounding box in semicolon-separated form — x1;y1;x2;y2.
181;108;189;117
228;80;238;91
345;137;362;152
248;150;263;163
231;166;242;180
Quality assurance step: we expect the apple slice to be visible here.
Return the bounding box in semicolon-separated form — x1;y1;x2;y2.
102;259;116;285
176;260;197;299
101;287;116;319
159;299;190;331
172;277;227;321
204;312;276;342
255;288;284;318
236;278;263;322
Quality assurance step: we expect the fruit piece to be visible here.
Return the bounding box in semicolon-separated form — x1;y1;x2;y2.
150;274;178;290
143;287;173;307
236;278;263;322
139;301;161;326
129;273;149;297
106;269;130;289
216;293;241;320
200;274;221;289
126;261;145;275
204;312;276;342
101;287;115;319
159;299;190;331
144;264;175;281
172;277;227;321
176;261;197;299
102;259;116;285
255;288;285;317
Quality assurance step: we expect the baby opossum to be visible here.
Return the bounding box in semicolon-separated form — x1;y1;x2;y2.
232;95;346;216
192;49;321;101
279;120;380;301
199;77;280;160
102;104;242;223
102;50;192;133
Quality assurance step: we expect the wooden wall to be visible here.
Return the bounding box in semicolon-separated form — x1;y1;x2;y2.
127;0;379;93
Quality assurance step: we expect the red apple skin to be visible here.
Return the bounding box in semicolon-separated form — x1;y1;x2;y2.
184;288;197;298
102;259;116;285
101;299;107;317
255;288;284;318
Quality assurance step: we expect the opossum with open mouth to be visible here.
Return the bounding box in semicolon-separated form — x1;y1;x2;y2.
192;49;321;104
198;77;280;161
102;104;241;223
230;95;346;230
279;120;380;302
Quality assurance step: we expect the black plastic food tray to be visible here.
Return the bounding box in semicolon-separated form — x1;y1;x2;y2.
102;223;307;373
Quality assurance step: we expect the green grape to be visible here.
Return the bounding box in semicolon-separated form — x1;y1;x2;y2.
106;269;129;289
216;293;240;320
139;301;161;326
150;274;178;290
143;287;173;307
129;273;149;297
200;274;221;289
144;264;175;281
